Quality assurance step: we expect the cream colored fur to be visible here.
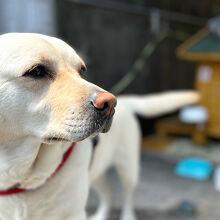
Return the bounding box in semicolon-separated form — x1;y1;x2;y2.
89;91;199;220
0;33;114;220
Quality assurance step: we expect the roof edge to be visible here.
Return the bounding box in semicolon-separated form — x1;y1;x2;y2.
176;27;211;61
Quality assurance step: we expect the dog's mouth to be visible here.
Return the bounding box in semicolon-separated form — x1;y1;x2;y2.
43;137;71;144
44;114;114;144
88;113;114;134
46;137;70;142
73;115;114;141
99;116;113;133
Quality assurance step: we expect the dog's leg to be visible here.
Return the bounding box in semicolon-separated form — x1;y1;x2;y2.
89;174;112;220
116;161;139;220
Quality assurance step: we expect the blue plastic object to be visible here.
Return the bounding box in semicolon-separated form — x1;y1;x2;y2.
175;158;213;180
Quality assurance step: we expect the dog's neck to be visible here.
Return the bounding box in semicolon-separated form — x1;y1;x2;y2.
0;136;71;190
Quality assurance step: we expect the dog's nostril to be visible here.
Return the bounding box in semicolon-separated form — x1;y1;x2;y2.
99;102;109;111
103;102;109;110
91;101;109;111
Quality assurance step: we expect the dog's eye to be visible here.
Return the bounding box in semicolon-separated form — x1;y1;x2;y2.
79;65;87;77
23;65;53;80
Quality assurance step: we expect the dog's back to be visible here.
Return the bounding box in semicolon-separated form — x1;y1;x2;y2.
89;91;199;220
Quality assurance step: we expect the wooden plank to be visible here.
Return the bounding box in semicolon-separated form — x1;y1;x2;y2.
142;135;176;152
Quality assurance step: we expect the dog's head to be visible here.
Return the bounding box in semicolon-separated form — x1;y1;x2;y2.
0;33;116;143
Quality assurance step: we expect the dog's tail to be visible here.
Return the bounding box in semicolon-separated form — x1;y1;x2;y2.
118;90;200;117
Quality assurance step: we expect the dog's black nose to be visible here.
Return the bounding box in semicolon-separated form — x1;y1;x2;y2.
91;92;117;116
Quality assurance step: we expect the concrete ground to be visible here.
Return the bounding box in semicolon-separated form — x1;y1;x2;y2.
88;152;220;219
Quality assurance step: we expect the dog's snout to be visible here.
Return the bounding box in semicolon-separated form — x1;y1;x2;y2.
91;92;117;115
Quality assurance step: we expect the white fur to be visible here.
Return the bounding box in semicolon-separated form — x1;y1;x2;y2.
0;33;114;220
89;91;199;220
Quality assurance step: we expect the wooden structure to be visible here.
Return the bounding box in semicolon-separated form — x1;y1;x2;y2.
155;115;206;145
150;27;220;146
176;27;220;143
142;26;220;150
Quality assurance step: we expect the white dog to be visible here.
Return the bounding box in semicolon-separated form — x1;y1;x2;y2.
89;91;199;220
0;33;116;220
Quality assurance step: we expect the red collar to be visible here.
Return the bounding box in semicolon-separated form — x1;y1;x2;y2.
0;142;76;196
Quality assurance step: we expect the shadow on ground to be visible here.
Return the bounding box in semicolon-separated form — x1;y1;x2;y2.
88;208;197;220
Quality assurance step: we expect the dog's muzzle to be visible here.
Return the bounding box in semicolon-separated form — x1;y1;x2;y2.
44;91;117;143
90;91;116;133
